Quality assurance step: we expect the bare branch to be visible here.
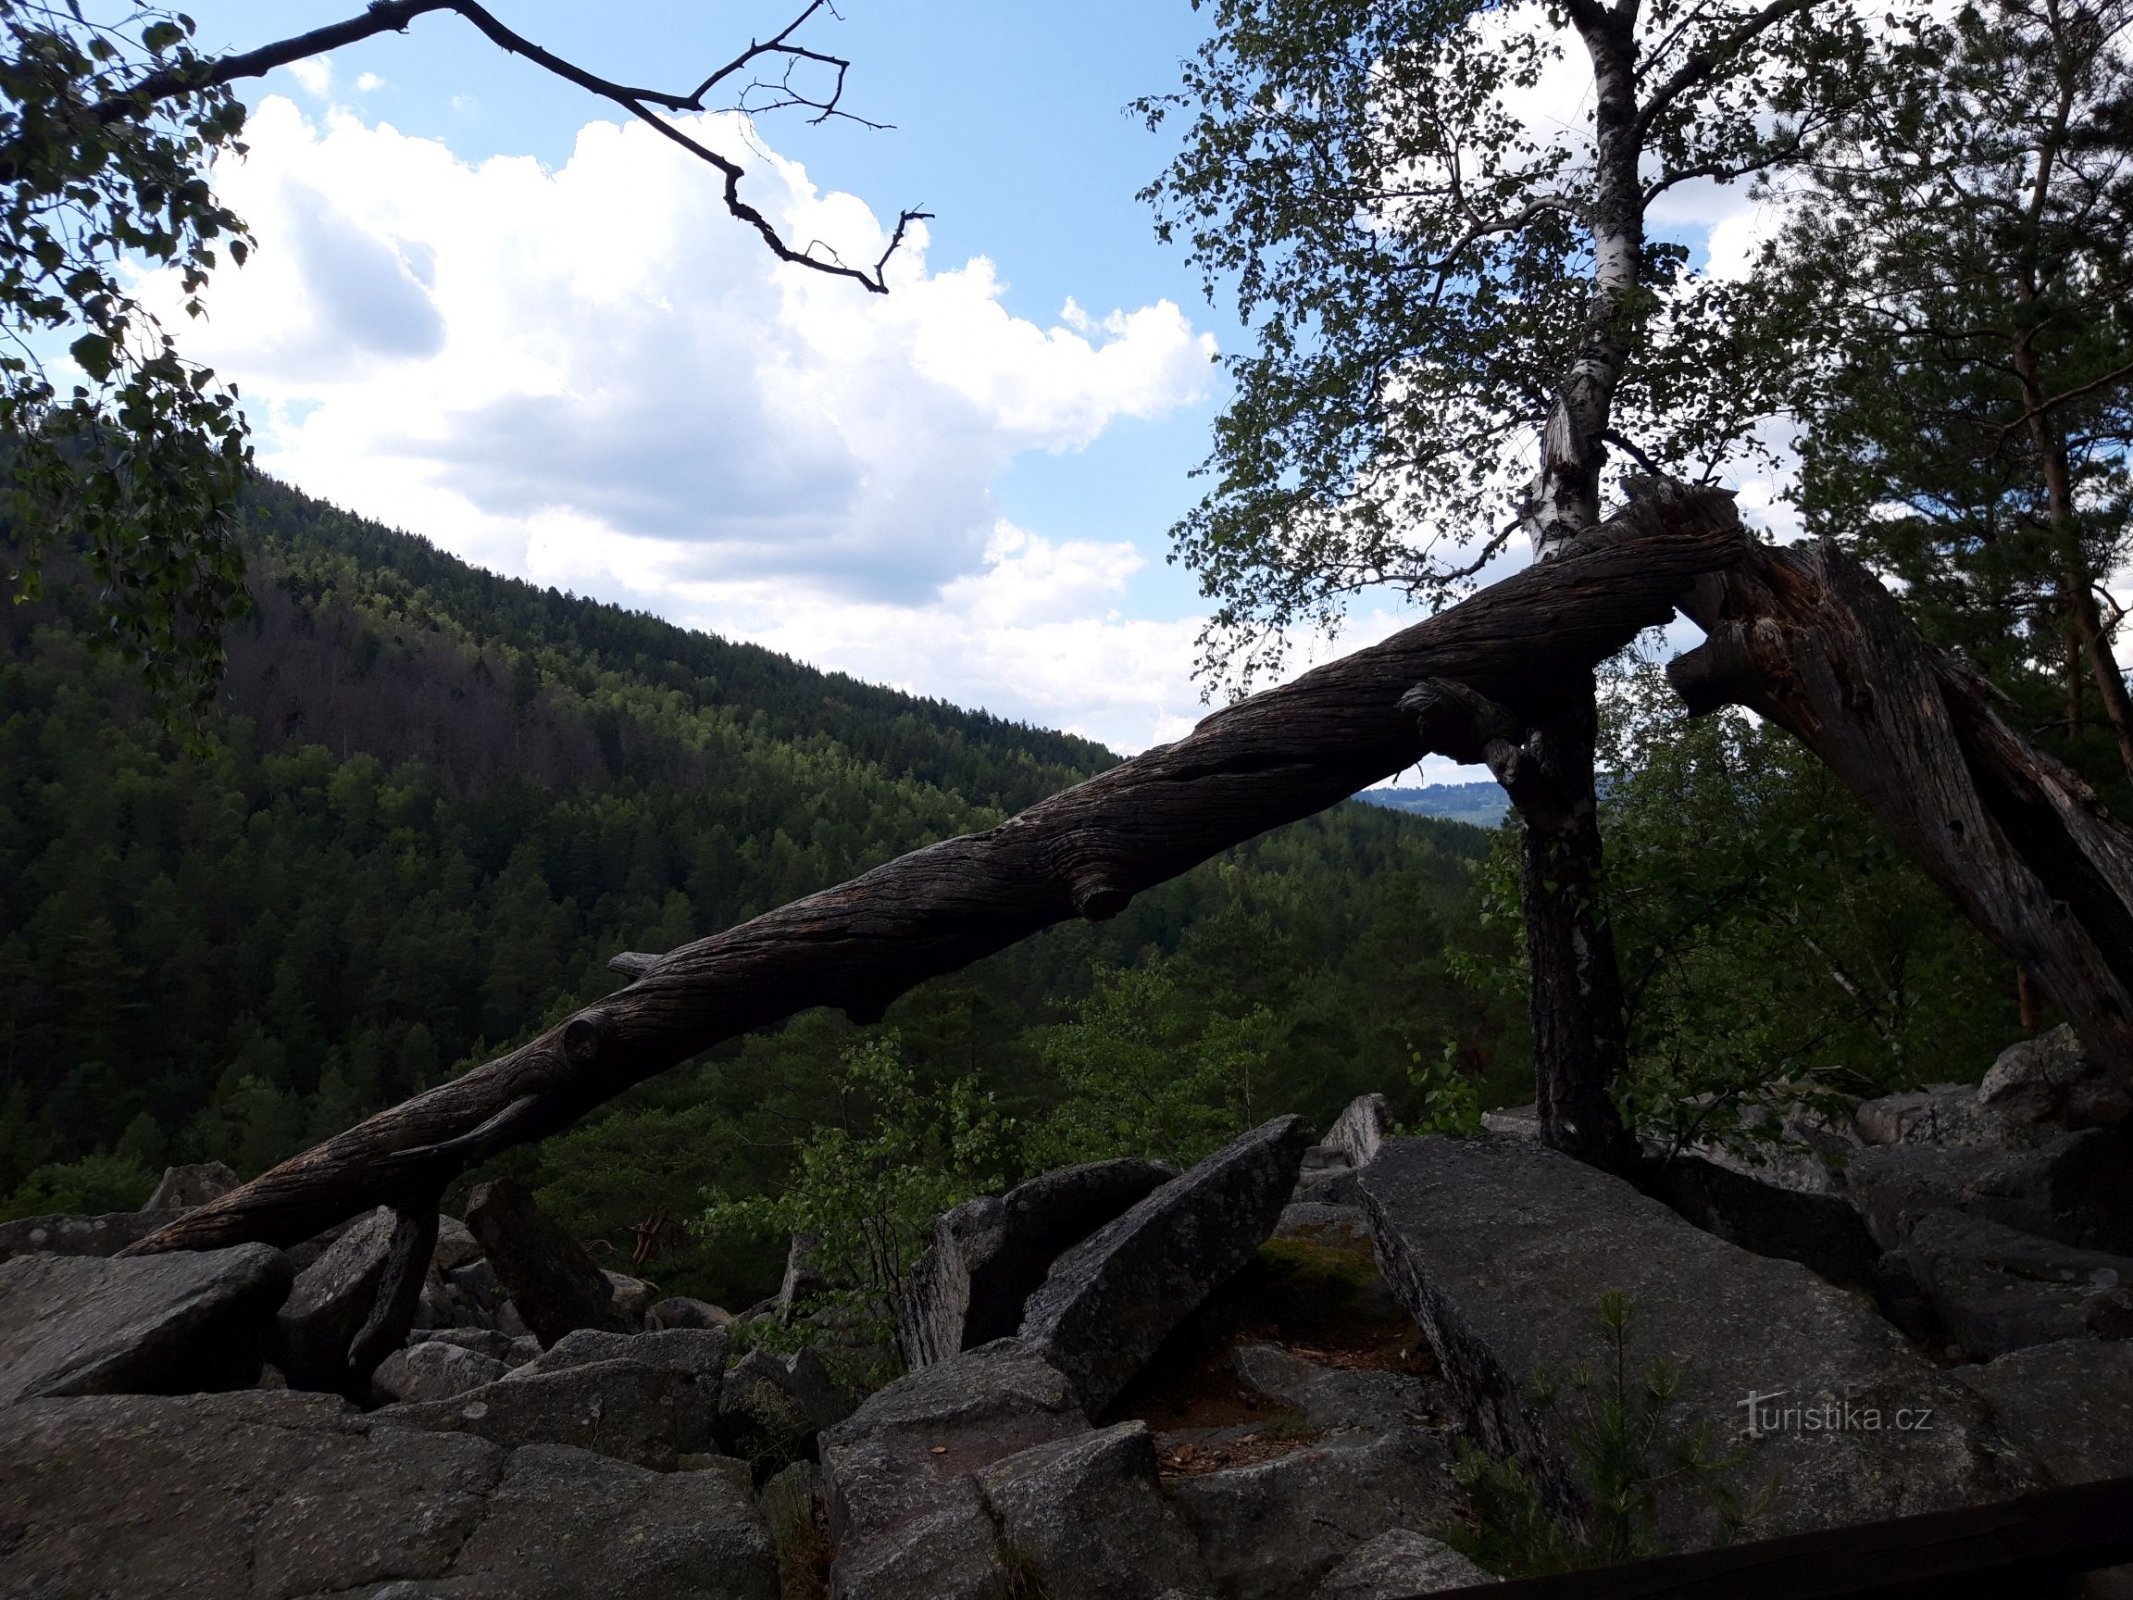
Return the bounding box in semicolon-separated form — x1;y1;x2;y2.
34;0;926;294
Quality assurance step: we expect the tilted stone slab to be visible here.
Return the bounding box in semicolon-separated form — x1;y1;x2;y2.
0;1390;775;1599
0;1243;291;1404
1842;1127;2133;1253
901;1156;1174;1370
1358;1136;2044;1547
1020;1115;1313;1414
1326;1093;1392;1167
464;1176;630;1348
273;1204;398;1393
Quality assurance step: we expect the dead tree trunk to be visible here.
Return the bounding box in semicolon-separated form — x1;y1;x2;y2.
1670;531;2133;1066
124;484;1749;1258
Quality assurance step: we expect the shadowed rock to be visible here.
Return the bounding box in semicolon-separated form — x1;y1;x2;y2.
272;1205;398;1393
901;1157;1174;1370
373;1340;511;1403
1957;1339;2133;1486
144;1161;240;1212
1359;1136;2043;1547
1898;1210;2133;1357
1842;1128;2133;1254
0;1244;292;1404
464;1176;629;1348
0;1209;175;1263
649;1294;734;1330
0;1390;775;1599
1978;1025;2133;1131
1020;1116;1314;1414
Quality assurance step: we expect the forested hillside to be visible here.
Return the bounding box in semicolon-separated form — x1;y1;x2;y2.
0;479;1515;1302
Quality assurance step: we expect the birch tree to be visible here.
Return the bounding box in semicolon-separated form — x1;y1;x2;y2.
1138;0;1863;1165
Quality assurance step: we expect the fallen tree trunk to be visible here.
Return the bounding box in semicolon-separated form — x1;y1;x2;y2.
124;483;1749;1256
1670;532;2133;1069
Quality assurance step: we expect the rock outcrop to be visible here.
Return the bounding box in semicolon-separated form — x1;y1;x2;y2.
1021;1115;1313;1413
1358;1136;2043;1546
1897;1209;2133;1356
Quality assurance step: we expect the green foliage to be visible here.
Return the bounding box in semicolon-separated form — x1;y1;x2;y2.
1596;652;2019;1158
1400;1039;1482;1138
1452;1291;1762;1576
1025;961;1276;1169
694;1033;1011;1341
0;3;253;714
1752;0;2133;772
0;1148;152;1221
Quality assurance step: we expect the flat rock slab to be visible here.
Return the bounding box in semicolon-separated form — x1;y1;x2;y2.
1358;1136;2043;1547
1021;1115;1313;1414
1957;1339;2133;1486
377;1357;688;1470
1899;1209;2133;1357
901;1157;1174;1370
0;1243;292;1404
0;1390;775;1599
1166;1429;1459;1600
1233;1343;1445;1434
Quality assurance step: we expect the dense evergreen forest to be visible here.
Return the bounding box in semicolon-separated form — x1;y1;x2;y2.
0;478;1517;1303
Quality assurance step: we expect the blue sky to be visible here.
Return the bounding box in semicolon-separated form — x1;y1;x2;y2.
152;3;1774;766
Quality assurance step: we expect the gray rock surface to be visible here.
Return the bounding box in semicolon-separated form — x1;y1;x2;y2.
1956;1339;2133;1486
377;1357;687;1469
977;1421;1212;1599
649;1294;734;1330
0;1208;176;1262
1326;1093;1392;1167
1313;1529;1498;1597
1843;1128;2133;1253
719;1344;856;1465
406;1326;520;1361
820;1337;1084;1545
1900;1209;2133;1356
464;1176;629;1348
1167;1430;1460;1600
373;1339;512;1404
515;1324;731;1380
144;1160;240;1212
1233;1343;1444;1434
901;1157;1174;1370
0;1390;775;1599
1978;1025;2133;1131
1021;1115;1314;1413
608;1269;658;1327
1358;1136;2043;1547
432;1214;484;1273
0;1243;292;1404
831;1473;1012;1600
1294;1165;1364;1205
273;1204;398;1392
1853;1084;2021;1148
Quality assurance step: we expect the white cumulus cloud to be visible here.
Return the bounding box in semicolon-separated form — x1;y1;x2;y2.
160;97;1221;751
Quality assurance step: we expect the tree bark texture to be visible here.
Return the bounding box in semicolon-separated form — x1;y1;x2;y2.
123;484;1749;1258
1670;534;2133;1070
